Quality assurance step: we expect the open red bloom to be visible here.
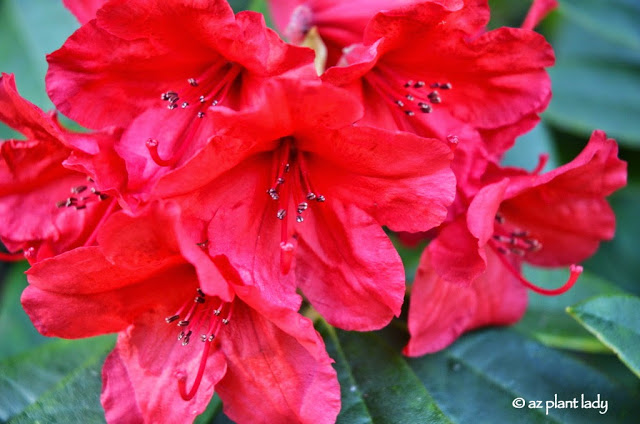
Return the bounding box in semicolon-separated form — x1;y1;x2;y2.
22;205;340;424
148;78;456;331
0;73;121;263
317;0;554;160
47;0;315;204
405;130;627;356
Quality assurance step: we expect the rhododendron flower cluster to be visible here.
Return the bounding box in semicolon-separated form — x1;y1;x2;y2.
0;0;627;423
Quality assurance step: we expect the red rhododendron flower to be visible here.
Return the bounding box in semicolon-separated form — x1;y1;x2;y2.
405;130;627;356
47;0;315;204
0;73;121;263
22;205;340;423
317;0;554;161
150;78;456;331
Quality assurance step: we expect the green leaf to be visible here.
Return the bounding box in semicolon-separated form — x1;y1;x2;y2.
568;294;640;379
0;262;49;360
0;336;115;422
317;321;452;424
409;328;640;423
544;1;640;147
515;268;625;352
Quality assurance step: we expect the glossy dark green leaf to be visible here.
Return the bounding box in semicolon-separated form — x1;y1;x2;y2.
1;336;114;422
568;294;640;378
515;268;625;352
409;328;640;423
318;321;452;424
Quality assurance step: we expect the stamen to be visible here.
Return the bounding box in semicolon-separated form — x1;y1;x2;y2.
496;250;583;296
174;298;234;400
71;185;87;194
365;69;452;118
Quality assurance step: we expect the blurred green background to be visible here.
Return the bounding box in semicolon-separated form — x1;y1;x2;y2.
0;0;638;422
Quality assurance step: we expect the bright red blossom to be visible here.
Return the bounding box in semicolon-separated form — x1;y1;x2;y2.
0;73;121;263
405;130;627;356
152;79;456;331
321;0;554;161
47;0;315;204
22;205;340;424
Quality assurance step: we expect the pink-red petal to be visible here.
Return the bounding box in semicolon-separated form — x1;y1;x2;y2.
296;201;405;330
216;299;340;424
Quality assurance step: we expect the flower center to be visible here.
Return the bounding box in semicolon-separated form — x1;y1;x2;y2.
147;62;244;167
365;66;452;120
166;287;233;401
55;177;109;210
491;213;542;257
490;213;582;296
267;137;325;274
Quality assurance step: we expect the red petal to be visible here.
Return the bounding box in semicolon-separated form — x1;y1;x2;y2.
303;125;455;232
46;20;194;129
22;250;197;337
467;178;509;245
216;299;340;424
404;249;476;357
405;245;527;356
429;216;486;287
466;247;528;330
296;201;405;331
0;73;63;143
